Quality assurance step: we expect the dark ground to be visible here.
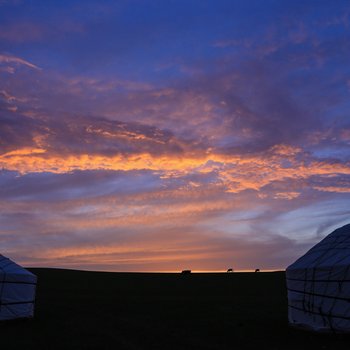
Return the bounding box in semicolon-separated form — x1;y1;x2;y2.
0;269;349;349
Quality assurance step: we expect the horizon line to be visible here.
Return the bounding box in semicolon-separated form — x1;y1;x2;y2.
26;267;286;273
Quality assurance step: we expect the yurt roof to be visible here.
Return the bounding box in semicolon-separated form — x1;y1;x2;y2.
0;255;37;283
287;223;350;271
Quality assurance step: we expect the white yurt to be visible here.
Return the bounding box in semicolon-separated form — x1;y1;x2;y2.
0;255;37;321
286;223;350;333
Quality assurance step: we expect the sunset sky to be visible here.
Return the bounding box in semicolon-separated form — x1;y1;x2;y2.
0;0;350;271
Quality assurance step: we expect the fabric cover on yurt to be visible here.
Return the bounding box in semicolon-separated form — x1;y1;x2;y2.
286;223;350;333
0;255;37;321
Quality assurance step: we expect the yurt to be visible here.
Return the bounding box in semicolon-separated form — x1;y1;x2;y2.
0;255;37;321
286;223;350;333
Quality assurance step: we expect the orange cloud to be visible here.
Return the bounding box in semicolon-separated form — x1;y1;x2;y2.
1;144;349;197
274;192;301;200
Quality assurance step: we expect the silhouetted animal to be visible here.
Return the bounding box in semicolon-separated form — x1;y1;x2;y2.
255;269;260;273
181;270;191;274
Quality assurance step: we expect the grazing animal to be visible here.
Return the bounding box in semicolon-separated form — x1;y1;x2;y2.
181;270;191;274
227;268;233;273
255;269;260;273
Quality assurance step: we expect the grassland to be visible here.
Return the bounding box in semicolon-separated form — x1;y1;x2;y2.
0;269;349;349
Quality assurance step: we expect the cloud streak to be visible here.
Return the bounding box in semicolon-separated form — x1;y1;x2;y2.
0;53;41;70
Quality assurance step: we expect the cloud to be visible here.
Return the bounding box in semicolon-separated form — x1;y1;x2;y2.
314;186;350;193
0;148;349;272
0;169;317;272
1;171;346;272
0;113;196;158
9;229;304;272
0;22;44;43
0;99;349;199
0;53;41;70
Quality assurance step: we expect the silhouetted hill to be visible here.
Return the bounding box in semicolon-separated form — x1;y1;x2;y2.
0;269;348;349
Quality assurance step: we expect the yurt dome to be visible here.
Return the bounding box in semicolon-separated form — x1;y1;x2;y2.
286;223;350;333
0;255;37;321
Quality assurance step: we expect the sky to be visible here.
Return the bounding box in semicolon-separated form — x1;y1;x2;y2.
0;0;350;272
